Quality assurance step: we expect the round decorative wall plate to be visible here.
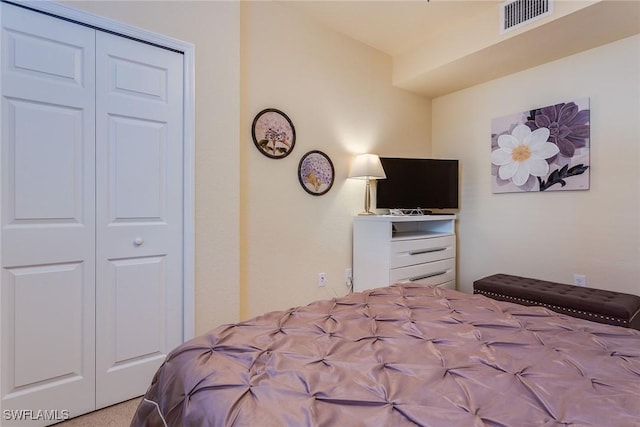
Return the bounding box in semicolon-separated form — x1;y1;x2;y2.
298;150;334;196
251;108;296;159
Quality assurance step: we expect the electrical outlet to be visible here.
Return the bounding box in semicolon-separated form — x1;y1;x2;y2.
573;274;587;287
345;268;352;288
318;272;327;287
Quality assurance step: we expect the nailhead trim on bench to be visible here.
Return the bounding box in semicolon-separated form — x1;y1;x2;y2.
474;289;629;327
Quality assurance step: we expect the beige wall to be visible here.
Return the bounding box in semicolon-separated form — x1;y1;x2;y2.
63;1;431;328
56;1;637;333
432;35;640;295
240;2;431;318
63;1;242;334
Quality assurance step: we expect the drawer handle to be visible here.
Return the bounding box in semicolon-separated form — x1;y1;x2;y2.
409;270;447;282
409;247;446;256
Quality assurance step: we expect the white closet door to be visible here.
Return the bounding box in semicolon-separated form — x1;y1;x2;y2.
95;31;184;408
0;3;96;423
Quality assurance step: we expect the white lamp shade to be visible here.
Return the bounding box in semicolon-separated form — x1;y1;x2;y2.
349;154;386;180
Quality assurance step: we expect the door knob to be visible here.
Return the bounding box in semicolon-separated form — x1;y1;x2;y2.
134;237;144;246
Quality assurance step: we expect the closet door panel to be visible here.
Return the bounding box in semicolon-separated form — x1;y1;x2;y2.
109;116;165;222
110;257;166;360
2;18;88;103
10;102;81;219
9;263;84;386
2;100;88;266
95;31;184;409
1;4;96;424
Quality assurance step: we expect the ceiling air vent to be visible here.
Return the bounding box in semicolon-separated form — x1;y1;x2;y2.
501;0;553;33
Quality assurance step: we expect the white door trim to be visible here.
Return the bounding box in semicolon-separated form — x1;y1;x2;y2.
8;0;196;340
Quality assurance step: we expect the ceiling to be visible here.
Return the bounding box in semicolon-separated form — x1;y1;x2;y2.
283;0;640;98
284;0;498;57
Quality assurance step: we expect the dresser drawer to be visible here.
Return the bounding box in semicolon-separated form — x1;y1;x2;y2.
436;280;456;290
390;235;455;269
390;258;455;286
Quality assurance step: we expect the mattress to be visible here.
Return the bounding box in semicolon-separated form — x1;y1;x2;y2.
131;284;640;426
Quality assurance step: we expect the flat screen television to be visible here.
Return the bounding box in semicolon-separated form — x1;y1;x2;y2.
376;157;459;212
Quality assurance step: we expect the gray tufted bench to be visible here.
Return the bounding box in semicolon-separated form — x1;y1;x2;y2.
474;273;640;330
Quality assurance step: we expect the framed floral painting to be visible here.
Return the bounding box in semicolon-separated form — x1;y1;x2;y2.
252;108;296;159
491;98;590;193
298;150;334;196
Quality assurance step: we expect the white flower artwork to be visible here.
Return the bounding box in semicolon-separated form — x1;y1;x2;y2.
491;99;590;193
491;125;558;187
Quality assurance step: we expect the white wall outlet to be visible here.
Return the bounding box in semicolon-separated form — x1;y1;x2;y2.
318;272;327;287
573;274;587;287
345;268;352;288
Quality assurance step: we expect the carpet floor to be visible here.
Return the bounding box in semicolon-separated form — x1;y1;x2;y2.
54;397;142;427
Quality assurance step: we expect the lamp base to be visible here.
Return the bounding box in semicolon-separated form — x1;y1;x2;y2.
357;180;378;216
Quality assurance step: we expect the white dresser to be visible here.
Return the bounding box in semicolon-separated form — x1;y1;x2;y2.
352;215;456;292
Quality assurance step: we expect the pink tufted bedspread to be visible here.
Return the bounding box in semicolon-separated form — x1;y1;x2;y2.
130;285;640;427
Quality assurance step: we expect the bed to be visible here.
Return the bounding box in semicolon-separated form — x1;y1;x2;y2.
130;284;640;426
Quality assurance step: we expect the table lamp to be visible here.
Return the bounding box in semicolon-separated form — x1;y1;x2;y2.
349;154;386;215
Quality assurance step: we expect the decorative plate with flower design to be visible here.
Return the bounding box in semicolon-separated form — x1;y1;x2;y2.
298;150;334;196
252;108;296;159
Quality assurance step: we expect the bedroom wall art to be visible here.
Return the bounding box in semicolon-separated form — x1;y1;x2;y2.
298;150;334;196
252;108;296;158
491;98;590;193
